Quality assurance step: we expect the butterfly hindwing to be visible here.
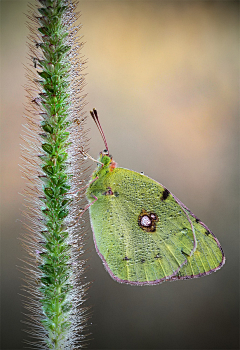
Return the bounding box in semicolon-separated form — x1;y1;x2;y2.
169;200;225;281
88;167;224;285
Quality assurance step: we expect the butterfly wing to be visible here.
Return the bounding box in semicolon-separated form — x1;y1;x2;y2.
88;168;224;285
169;198;225;281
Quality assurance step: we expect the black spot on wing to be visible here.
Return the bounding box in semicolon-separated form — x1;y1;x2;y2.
102;187;113;196
161;188;170;201
205;230;210;236
195;217;200;223
154;253;162;259
123;256;130;261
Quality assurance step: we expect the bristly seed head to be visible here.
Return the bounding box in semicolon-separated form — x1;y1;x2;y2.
21;0;90;348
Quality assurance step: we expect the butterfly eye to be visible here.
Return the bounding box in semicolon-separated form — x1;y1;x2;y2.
103;149;108;155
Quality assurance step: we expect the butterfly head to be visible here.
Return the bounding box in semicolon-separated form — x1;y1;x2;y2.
98;150;111;166
98;149;117;170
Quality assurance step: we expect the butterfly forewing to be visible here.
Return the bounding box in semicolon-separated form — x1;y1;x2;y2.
88;168;214;285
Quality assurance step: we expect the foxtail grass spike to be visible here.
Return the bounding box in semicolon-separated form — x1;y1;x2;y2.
20;0;90;348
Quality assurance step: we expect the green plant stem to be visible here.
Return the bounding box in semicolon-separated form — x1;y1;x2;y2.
21;0;88;348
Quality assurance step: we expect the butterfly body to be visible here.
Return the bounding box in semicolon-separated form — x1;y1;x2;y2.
86;153;225;285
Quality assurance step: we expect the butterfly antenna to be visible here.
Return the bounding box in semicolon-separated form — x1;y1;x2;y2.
90;109;109;155
90;109;105;147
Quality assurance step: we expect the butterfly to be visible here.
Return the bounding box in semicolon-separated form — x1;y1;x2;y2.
84;109;225;285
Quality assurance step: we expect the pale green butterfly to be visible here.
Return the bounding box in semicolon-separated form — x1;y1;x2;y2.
83;109;225;285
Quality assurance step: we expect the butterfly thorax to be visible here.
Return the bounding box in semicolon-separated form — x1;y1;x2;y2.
86;153;117;201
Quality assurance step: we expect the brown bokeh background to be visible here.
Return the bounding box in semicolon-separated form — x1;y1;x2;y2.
1;1;239;349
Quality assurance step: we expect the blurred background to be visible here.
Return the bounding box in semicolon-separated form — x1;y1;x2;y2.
1;1;239;349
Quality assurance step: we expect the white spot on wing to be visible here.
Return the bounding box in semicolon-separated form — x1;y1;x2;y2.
141;215;151;227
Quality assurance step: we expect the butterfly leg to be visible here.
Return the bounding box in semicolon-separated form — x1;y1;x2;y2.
68;177;99;196
80;147;104;166
70;194;98;226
